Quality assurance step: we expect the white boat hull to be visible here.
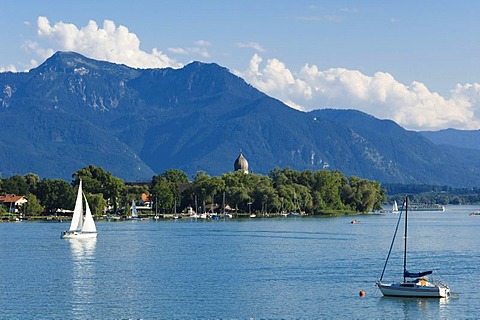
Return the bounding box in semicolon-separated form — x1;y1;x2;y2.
61;231;98;239
377;282;450;298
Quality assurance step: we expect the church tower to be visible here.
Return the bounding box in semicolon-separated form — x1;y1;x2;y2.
234;152;249;174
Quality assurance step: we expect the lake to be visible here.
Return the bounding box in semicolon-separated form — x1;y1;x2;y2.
1;205;479;319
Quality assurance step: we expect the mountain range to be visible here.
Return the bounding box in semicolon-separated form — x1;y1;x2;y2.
1;51;480;187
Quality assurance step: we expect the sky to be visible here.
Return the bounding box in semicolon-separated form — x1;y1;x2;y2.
1;0;480;131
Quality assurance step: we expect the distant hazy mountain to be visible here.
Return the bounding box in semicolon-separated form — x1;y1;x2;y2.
421;129;480;151
1;51;480;187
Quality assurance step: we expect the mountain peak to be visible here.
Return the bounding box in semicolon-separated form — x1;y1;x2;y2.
32;51;132;76
1;52;480;186
37;51;92;71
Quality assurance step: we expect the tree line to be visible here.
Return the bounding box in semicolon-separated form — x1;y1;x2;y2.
384;183;480;205
0;165;386;217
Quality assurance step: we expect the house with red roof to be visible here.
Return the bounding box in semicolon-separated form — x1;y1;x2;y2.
0;194;28;213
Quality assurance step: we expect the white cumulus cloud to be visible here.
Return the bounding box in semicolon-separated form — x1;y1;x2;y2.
32;16;181;69
235;54;480;130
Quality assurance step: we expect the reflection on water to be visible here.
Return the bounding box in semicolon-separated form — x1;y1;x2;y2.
68;238;97;318
378;295;451;319
69;237;97;258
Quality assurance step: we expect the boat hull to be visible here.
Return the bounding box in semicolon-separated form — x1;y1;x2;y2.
377;282;450;298
61;231;98;239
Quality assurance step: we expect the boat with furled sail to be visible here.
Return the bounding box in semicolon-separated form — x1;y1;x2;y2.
376;196;450;297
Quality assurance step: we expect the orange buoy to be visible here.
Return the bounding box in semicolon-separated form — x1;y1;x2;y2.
359;289;365;297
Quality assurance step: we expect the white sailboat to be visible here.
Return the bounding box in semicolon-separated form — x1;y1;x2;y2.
392;200;399;213
61;180;97;239
129;199;149;220
376;196;450;297
131;200;138;218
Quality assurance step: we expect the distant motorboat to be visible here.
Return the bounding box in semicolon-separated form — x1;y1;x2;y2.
408;203;445;212
469;211;480;216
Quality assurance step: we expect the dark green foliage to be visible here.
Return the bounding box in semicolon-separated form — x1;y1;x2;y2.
17;165;480;215
181;168;384;214
1;175;29;195
73;165;125;213
23;194;43;215
36;179;75;213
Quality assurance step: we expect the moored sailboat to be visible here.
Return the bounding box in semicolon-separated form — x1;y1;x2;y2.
392;200;399;213
61;180;97;239
376;196;450;297
131;200;139;218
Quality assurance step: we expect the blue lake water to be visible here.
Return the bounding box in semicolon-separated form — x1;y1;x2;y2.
1;205;479;319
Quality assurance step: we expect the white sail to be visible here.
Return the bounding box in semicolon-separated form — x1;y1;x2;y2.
69;180;84;232
392;200;399;213
82;193;97;233
131;200;138;218
62;180;97;238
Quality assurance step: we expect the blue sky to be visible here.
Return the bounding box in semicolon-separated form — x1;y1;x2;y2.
1;1;480;130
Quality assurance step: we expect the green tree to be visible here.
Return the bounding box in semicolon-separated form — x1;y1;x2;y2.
221;171;254;212
250;175;280;214
0;204;7;216
73;165;125;213
86;193;107;216
188;172;225;213
151;177;174;213
1;175;29;195
310;170;346;212
151;169;190;213
36;179;76;214
161;169;189;184
342;176;385;212
24;194;44;216
24;173;40;194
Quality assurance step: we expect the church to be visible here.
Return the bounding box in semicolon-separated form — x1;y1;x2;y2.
234;152;249;174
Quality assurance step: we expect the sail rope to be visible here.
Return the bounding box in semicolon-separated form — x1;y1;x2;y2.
379;200;405;281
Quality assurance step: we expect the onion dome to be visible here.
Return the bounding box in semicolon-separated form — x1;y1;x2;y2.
234;152;249;174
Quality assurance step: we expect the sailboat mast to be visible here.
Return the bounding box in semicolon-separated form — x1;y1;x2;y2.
403;196;408;282
223;191;226;221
